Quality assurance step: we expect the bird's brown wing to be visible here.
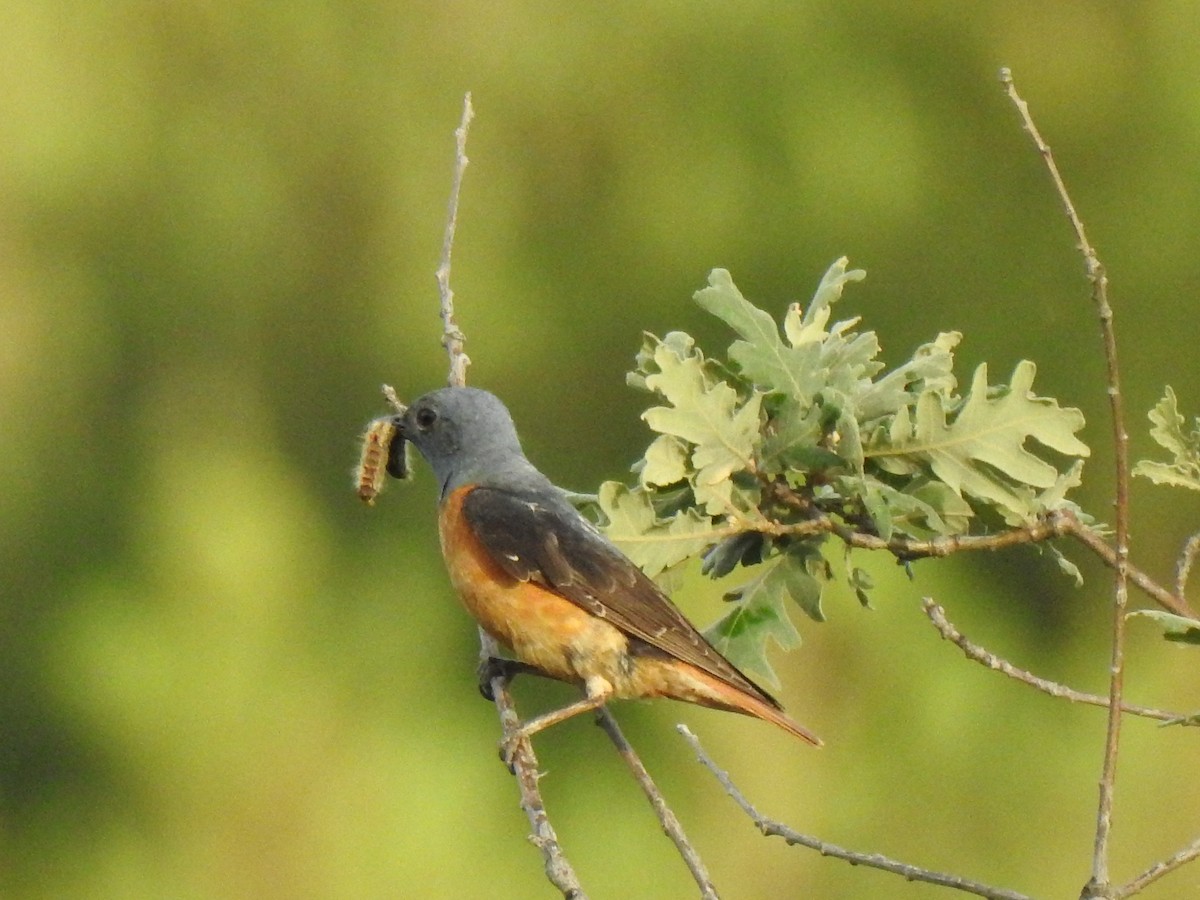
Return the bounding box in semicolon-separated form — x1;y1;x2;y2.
461;485;782;709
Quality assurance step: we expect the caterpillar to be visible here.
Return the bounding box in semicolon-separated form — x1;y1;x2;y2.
355;415;407;504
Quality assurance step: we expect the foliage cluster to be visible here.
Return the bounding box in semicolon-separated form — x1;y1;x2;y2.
591;259;1093;683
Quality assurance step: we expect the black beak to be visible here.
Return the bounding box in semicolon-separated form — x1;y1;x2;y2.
385;416;409;479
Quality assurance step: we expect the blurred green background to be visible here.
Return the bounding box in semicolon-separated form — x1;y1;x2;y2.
3;2;1199;898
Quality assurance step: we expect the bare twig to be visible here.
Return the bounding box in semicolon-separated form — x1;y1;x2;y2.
677;726;1032;900
596;710;720;900
382;383;406;414
920;598;1188;724
433;92;585;899
999;66;1130;896
493;677;586;899
438;92;473;389
1113;835;1200;898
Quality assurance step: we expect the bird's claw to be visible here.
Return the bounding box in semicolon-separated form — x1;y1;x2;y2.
477;657;538;701
497;730;531;774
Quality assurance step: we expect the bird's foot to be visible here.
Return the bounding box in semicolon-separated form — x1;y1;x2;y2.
497;728;534;774
477;657;540;701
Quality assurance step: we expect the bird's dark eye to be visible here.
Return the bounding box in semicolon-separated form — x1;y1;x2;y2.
415;407;438;430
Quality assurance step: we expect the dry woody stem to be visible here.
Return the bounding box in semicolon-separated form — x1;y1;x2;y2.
433;92;585;898
1001;65;1190;900
596;710;720;900
920;598;1186;724
678;725;1033;900
438;93;473;390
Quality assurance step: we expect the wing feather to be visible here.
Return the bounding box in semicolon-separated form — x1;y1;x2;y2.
461;485;781;708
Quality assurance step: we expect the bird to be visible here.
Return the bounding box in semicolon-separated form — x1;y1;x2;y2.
391;385;820;749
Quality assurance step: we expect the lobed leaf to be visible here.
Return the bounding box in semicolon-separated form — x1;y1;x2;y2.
595;481;720;578
703;555;809;689
694;268;825;403
868;361;1089;523
637;434;689;488
639;334;764;514
1133;387;1200;492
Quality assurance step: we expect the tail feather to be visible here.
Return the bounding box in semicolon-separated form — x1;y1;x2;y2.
729;690;823;746
655;660;823;747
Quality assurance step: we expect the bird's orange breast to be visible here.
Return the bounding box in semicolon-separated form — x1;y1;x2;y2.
437;485;631;685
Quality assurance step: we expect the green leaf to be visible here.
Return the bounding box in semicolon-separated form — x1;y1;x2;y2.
783;257;867;347
850;476;974;542
694;268;825;403
700;530;767;578
1134;461;1200;491
848;565;875;608
860;480;895;541
595;481;717;577
1047;546;1083;587
703;557;806;689
759;397;829;474
856;331;962;423
702;545;827;689
1133;387;1200;491
1128;609;1200;645
637;434;689;487
639;334;764;514
868;361;1089;523
1147;386;1191;456
780;553;825;622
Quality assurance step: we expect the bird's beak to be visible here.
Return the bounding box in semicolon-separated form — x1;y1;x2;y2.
386;417;410;479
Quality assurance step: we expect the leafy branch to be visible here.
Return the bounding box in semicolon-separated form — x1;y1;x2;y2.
590;256;1098;686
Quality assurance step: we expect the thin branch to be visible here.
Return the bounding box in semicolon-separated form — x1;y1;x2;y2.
438;92;473;389
382;383;406;414
595;710;720;900
999;66;1130;896
920;598;1188;724
677;726;1032;900
1067;524;1196;620
767;482;1196;620
1113;835;1200;898
433;92;585;899
492;676;587;899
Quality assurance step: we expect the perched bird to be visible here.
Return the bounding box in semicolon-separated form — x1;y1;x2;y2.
394;386;820;748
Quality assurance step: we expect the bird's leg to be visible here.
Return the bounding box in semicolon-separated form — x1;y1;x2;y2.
499;675;614;766
477;656;548;701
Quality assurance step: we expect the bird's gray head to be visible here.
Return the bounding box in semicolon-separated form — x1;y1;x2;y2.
397;387;543;499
